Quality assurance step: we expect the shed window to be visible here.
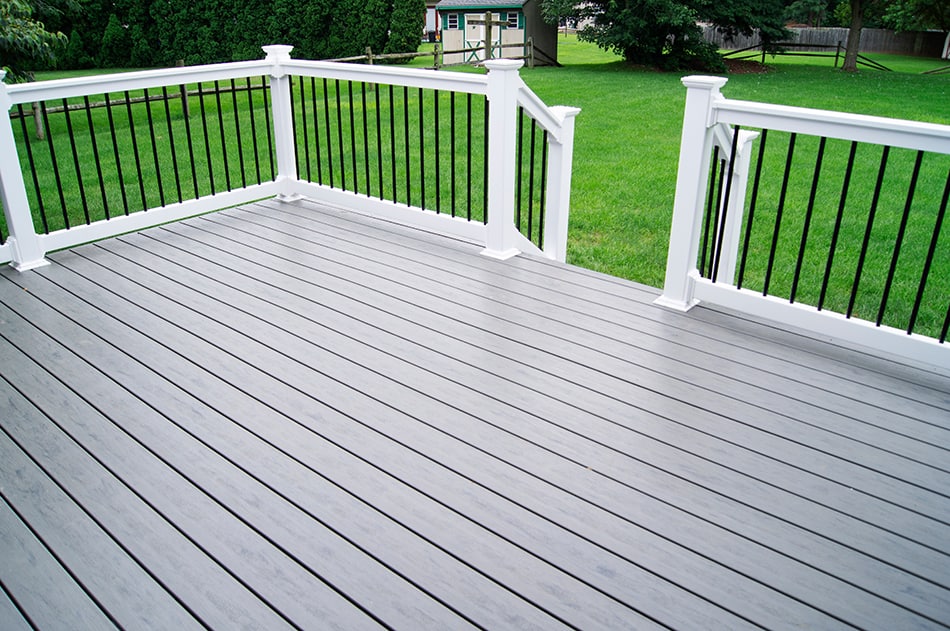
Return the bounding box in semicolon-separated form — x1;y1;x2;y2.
445;13;459;29
506;12;520;28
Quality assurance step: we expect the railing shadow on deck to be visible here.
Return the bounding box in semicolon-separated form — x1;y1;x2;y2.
0;45;580;272
658;75;950;371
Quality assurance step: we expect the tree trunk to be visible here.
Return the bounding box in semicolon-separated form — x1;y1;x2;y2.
842;0;864;71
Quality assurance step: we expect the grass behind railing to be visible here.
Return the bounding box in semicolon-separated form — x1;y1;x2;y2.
719;133;949;339
8;77;276;234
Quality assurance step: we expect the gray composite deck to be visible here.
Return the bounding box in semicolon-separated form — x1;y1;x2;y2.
0;197;948;630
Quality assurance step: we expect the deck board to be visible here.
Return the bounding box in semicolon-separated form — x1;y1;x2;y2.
1;198;948;630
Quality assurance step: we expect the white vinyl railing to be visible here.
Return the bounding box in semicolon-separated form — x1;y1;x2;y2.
658;76;950;371
0;45;579;271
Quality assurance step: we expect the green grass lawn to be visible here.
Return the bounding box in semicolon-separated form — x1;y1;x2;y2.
9;39;950;338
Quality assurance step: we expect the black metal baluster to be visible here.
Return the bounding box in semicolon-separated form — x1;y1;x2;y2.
324;78;335;189
246;80;262;185
161;86;184;203
483;101;489;223
736;129;768;290
847;146;891;318
143;89;166;207
16;105;49;233
124;91;148;210
527;117;537;241
711;126;742;283
375;83;383;199
197;83;216;195
296;76;311;182
403;85;410;206
41;102;70;227
789;136;827;302
450;92;457;217
389;85;397;201
362;82;370;197
261;76;276;180
419;88;427;209
62;99;91;224
349;81;358;193
213;81;232;191
907;169;949;336
82;96;110;220
434;90;441;214
310;77;324;185
230;79;247;189
700;148;721;279
877;150;924;326
466;93;472;221
104;94;131;215
336;79;347;191
940;301;949;344
516;108;524;230
762;133;798;296
818;141;858;311
179;88;200;198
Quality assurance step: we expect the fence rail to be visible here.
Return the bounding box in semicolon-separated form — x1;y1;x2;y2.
0;46;579;273
658;76;950;370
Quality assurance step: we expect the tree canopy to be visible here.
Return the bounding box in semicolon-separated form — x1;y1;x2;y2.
0;0;66;81
542;0;789;70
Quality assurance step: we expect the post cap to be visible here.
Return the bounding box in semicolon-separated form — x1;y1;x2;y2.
483;59;524;72
262;45;295;60
681;75;728;90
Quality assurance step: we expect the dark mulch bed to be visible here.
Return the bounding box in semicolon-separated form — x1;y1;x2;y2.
724;59;772;74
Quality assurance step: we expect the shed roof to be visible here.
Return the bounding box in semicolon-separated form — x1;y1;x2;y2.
435;0;526;9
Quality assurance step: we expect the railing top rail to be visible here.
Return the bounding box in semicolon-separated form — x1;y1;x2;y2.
713;97;950;154
280;58;489;95
515;83;579;144
4;60;272;105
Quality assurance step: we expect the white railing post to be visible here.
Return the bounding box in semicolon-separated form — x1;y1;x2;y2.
655;75;727;311
0;72;48;271
713;128;759;284
262;45;299;200
482;59;523;260
541;105;581;263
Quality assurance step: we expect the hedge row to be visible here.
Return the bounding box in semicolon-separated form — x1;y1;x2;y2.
50;0;426;69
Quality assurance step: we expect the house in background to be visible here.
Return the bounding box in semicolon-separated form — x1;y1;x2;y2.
435;0;558;65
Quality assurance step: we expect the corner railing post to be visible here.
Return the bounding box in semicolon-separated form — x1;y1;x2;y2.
0;72;48;271
481;59;523;259
263;45;299;200
655;75;728;311
542;105;581;262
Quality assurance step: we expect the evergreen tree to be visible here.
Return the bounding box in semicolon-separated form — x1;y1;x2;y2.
97;12;130;67
384;0;425;57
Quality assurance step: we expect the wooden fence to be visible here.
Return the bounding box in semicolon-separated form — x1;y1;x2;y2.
704;26;948;57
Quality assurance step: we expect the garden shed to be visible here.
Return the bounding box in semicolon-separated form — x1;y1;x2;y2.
436;0;558;65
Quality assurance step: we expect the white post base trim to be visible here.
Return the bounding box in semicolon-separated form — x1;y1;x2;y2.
480;247;520;260
653;294;700;312
276;193;305;202
10;257;50;272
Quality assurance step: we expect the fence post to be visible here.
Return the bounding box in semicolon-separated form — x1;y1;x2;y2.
655;75;727;311
482;59;523;259
542;105;581;262
262;45;299;199
0;72;47;271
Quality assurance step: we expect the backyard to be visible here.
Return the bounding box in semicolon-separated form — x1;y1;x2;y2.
10;37;950;337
